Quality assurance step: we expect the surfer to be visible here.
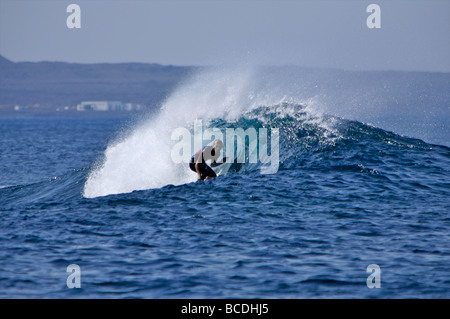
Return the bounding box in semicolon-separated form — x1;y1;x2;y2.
189;139;227;180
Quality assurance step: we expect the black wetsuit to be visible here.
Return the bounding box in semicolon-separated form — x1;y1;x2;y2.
189;147;217;180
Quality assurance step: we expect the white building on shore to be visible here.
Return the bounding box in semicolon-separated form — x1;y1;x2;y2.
76;101;143;112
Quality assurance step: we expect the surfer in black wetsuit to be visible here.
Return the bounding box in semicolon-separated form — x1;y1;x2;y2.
189;139;226;180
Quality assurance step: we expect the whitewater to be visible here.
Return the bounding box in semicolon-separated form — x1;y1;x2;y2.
84;66;282;197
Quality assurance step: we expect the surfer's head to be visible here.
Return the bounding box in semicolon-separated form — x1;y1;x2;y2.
213;139;223;152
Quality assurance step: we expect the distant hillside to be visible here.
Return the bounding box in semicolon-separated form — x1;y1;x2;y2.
0;55;196;109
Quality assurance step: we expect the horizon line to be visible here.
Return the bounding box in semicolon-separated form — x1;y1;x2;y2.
1;54;449;74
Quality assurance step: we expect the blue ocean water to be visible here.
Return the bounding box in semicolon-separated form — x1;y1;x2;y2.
1;69;449;299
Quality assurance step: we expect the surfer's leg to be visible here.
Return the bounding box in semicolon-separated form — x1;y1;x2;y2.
203;165;217;179
194;163;216;180
195;163;208;180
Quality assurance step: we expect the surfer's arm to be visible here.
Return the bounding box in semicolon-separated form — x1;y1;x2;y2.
211;157;228;168
195;154;202;179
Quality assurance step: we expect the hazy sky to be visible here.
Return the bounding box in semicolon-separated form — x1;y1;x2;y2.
0;0;449;71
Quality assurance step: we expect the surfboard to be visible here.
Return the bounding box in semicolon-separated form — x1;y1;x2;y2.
208;134;259;177
211;157;231;176
211;141;253;176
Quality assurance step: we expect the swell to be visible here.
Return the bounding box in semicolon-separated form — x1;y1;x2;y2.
0;168;89;210
84;101;449;198
2;103;447;204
